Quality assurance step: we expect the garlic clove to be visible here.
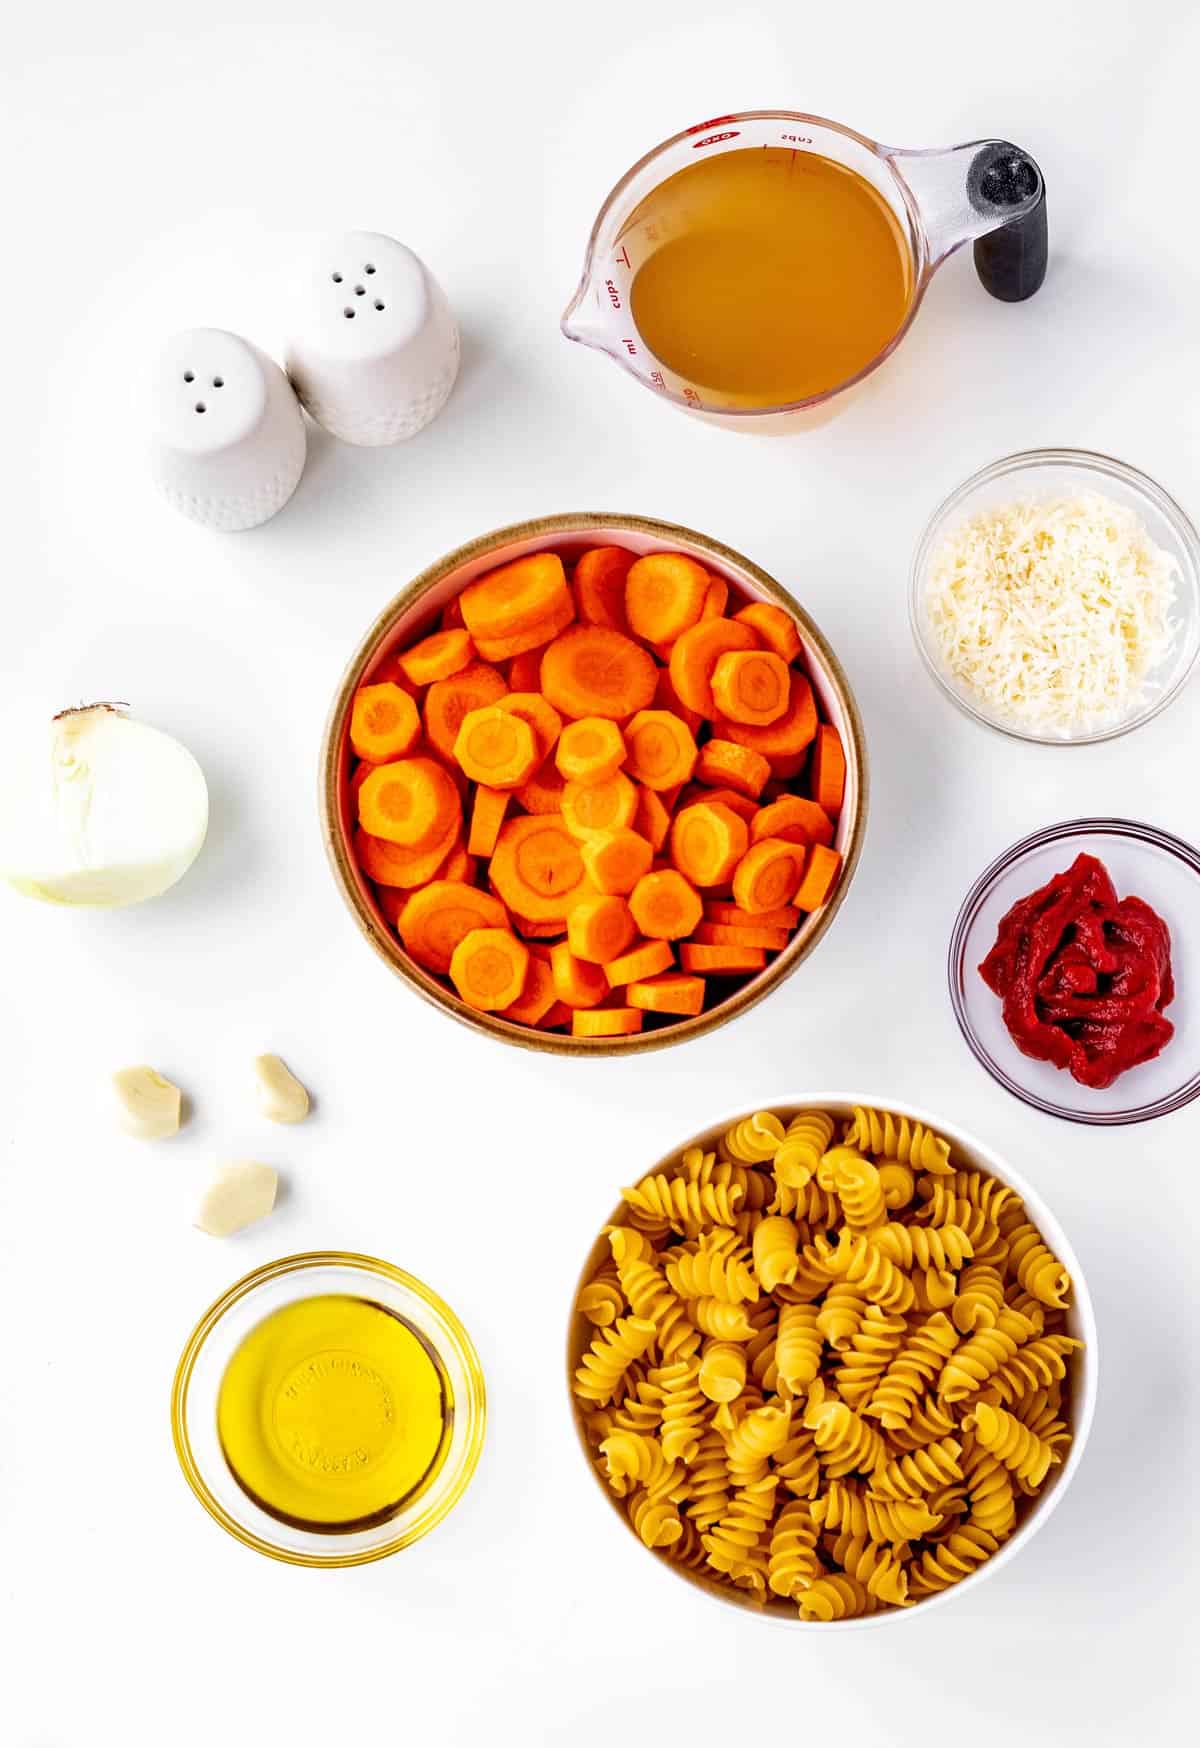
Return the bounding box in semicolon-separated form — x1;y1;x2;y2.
194;1162;279;1237
113;1065;182;1140
254;1054;310;1124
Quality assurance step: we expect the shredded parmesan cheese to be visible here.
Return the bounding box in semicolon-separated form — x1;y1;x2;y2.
924;490;1178;736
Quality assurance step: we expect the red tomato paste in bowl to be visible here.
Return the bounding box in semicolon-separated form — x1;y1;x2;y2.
979;852;1175;1089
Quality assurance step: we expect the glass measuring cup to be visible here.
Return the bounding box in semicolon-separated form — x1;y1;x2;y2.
561;112;1047;428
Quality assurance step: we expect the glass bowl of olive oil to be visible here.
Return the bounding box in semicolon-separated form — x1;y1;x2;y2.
171;1252;486;1566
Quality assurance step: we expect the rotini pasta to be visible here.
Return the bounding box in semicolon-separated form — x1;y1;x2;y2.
572;1104;1083;1618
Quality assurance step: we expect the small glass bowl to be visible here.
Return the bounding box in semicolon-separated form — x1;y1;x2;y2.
171;1252;486;1567
949;818;1200;1125
910;448;1200;745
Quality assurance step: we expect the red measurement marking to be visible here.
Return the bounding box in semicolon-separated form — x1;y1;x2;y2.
622;338;637;356
683;386;701;406
692;131;740;149
650;370;666;390
616;244;631;268
605;279;621;309
781;133;812;144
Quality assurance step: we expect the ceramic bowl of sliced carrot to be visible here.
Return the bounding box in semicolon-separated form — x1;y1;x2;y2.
321;514;868;1053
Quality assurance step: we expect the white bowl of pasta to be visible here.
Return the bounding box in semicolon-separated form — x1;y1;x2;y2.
567;1096;1097;1627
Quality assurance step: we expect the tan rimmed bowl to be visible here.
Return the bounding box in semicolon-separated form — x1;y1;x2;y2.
320;514;868;1055
566;1096;1098;1626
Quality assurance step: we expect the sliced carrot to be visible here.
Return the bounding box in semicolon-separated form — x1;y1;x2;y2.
623;710;698;791
512;915;568;940
467;785;510;858
358;757;460;849
397;880;507;974
516;757;566;815
604;939;674;987
670;801;750;887
539;1000;573;1029
702;576;729;619
350;684;421;763
397;627;475;687
497;693;562;761
425;662;507;762
501;953;558;1025
626;972;706;1016
540;626;657;722
454;705;539;788
634;785;672;853
732;602;802;664
629;869;703;941
375;883;406;928
677;784;759;825
460;551;570;644
679;943;767;974
356;822;459;889
550;942;610;1007
668;617;758;716
556;718;627;784
732;838;807;914
567;894;636;964
449;926;529;1011
625;552;710;643
572;1007;643;1038
473;592;575;663
717;673;817;764
654;665;704;737
704;900;800;930
794;843;843;911
751;795;834;849
694;739;770;800
561;771;638;840
441;596;465;631
441;842;477;883
349;760;379;803
692;921;790;951
711;650;791;727
765;750;808;781
508;649;544;692
581;828;654;896
575;547;633;632
489;815;590;921
811;723;847;814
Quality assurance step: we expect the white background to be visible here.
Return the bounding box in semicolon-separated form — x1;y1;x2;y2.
2;2;1196;1743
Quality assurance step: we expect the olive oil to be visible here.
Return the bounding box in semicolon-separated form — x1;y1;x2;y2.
217;1294;451;1532
624;147;912;406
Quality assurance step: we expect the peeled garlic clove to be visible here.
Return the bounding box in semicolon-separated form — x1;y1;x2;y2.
254;1053;310;1124
0;703;208;907
113;1065;182;1140
194;1162;279;1237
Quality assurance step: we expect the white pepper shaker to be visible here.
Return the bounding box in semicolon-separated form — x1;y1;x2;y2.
149;329;306;531
284;230;460;445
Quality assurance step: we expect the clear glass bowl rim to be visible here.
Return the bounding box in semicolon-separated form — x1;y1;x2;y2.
909;446;1200;746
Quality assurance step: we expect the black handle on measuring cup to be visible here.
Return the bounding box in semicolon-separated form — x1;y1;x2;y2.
968;144;1047;302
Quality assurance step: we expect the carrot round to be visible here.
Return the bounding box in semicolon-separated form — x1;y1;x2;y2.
498;693;562;761
540;626;657;722
705;900;801;931
460;551;570;644
811;723;847;814
550;942;610;1008
562;771;638;840
358;757;460;849
581;828;654;896
441;596;465;631
633;785;673;853
678;943;767;974
356;823;459;889
732;602;802;664
454;705;539;788
467;785;510;858
670;801;749;887
501;954;558;1025
489;815;590;921
668;617;758;715
625;552;710;643
604;938;674;987
567;894;636;964
629;869;703;941
507;649;543;692
575;547;633;633
449;926;529;1011
349;760;379;803
397;627;474;687
516;757;566;815
572;1007;643;1038
693;920;790;951
539;1000;573;1030
473;592;575;663
512;915;567;940
677;784;759;825
654;665;704;736
711;650;791;726
751;795;834;849
702;576;729;620
425;662;507;762
625;972;706;1016
556;718;627;784
397;880;507;974
794;843;843;911
350;683;421;763
732;837;807;914
717;673;817;766
441;842;477;883
623;710;698;791
694;739;770;800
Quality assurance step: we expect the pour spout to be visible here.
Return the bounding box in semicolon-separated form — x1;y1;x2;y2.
561;284;614;351
889;138;1047;301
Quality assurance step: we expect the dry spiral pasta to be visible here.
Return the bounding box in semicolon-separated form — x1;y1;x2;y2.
572;1105;1082;1617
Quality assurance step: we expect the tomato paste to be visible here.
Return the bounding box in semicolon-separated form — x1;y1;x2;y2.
979;852;1174;1089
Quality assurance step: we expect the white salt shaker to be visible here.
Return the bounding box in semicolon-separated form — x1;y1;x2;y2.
284;230;460;445
149;329;307;531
